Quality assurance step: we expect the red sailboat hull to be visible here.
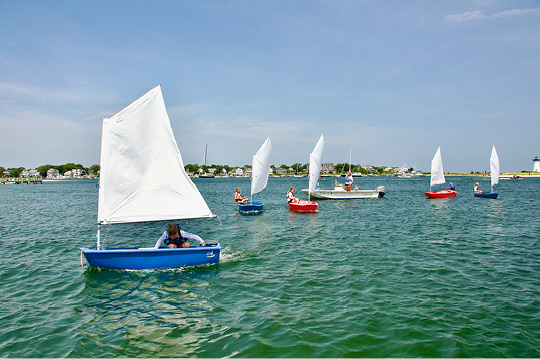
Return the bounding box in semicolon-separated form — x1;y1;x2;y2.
424;190;457;198
288;200;319;212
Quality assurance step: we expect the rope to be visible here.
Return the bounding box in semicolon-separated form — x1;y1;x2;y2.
101;224;112;249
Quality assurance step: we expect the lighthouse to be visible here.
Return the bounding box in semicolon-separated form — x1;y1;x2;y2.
534;156;540;172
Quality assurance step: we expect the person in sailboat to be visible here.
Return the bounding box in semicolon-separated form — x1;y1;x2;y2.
473;182;483;194
345;172;354;191
154;224;206;249
449;182;455;191
234;188;248;204
287;187;299;203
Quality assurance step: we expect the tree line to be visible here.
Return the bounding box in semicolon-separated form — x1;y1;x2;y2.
0;163;100;178
1;161;395;178
187;162;393;175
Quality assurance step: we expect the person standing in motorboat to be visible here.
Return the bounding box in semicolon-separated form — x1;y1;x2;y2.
345;171;354;191
154;224;206;249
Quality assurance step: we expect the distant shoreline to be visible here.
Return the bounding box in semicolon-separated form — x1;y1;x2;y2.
447;173;540;178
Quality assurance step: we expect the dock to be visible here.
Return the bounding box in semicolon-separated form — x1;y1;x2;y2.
1;177;43;184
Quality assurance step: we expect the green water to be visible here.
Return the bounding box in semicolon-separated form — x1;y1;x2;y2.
1;176;539;357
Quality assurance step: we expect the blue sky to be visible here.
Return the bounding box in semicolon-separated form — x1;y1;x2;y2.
1;0;539;172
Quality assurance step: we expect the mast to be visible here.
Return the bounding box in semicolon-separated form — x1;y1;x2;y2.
349;147;352;173
96;224;101;249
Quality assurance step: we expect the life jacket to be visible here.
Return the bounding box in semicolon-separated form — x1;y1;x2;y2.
166;224;187;246
286;192;294;202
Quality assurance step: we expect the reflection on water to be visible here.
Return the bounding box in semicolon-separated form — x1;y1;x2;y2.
79;267;225;357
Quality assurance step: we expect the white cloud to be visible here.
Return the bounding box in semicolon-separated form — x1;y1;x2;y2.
491;8;540;19
446;10;486;22
446;8;540;22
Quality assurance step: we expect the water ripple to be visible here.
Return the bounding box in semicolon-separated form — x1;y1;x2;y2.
1;178;540;357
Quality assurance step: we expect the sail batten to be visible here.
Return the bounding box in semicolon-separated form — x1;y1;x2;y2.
97;85;213;225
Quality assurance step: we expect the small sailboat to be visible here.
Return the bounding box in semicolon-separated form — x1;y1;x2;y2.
289;134;324;212
199;145;215;178
81;86;221;270
424;146;457;199
238;136;272;213
474;145;500;199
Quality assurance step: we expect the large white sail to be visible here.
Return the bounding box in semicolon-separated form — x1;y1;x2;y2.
490;145;500;189
97;85;213;224
430;146;446;187
250;136;272;199
309;134;325;194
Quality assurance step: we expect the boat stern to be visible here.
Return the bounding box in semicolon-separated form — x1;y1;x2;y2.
238;201;264;214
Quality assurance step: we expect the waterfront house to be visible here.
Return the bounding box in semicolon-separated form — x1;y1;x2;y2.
275;167;288;176
322;163;335;174
21;169;40;177
47;168;61;179
361;164;376;172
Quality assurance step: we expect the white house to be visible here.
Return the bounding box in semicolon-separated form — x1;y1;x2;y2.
47;168;61;179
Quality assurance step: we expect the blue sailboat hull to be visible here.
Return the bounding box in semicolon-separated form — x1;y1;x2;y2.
81;244;221;270
238;201;264;213
474;192;499;199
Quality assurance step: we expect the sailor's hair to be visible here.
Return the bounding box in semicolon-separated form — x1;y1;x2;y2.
168;224;180;235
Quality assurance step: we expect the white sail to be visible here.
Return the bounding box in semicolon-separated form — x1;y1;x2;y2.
430;146;446;187
97;85;214;224
490;145;500;189
309;134;325;194
250;136;272;199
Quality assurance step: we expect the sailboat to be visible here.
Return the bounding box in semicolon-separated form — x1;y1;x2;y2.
289;134;324;212
474;145;500;199
303;147;386;199
424;146;457;198
238;136;272;213
81;86;221;270
199;145;215;178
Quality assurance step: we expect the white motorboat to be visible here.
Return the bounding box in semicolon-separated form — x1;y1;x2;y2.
302;180;386;199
